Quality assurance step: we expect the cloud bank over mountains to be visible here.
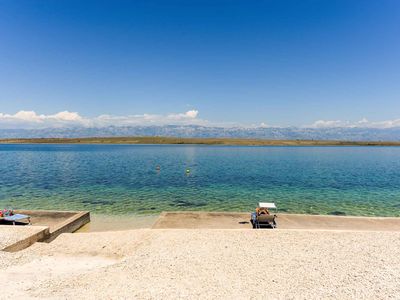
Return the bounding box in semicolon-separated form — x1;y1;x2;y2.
0;110;204;129
1;110;400;130
0;111;85;128
310;118;400;129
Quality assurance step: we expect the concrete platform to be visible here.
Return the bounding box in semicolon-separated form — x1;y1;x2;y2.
152;211;400;231
16;210;91;242
0;226;49;252
0;210;90;251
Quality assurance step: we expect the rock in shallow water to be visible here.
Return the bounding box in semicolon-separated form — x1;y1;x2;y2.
328;211;347;216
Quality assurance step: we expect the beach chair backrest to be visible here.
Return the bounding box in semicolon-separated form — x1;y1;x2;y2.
257;214;275;223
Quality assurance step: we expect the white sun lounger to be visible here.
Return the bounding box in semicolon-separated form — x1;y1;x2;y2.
1;214;31;225
251;202;278;229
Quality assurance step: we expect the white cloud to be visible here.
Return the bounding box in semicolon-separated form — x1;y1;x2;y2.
52;111;83;122
0;110;206;129
158;109;199;121
309;118;400;129
184;110;198;118
1;110;400;129
0;110;88;129
372;119;400;128
310;120;347;128
93;110;205;127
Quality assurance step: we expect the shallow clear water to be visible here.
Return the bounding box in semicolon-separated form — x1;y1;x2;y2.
0;144;399;217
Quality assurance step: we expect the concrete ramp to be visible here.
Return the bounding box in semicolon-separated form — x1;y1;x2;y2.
0;226;49;252
0;210;90;252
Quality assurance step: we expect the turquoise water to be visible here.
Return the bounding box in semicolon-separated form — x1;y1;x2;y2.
0;144;399;217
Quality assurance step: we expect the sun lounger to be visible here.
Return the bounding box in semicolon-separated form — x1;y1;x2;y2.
251;202;278;229
257;214;277;228
0;214;31;225
251;213;277;229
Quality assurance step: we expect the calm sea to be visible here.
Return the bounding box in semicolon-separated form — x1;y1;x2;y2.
0;144;399;217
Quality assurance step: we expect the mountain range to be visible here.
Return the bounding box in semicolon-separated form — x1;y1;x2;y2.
1;125;400;141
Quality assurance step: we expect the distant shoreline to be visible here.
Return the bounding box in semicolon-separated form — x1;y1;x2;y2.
1;136;400;146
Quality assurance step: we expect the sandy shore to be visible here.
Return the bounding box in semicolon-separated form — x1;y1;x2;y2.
77;214;158;232
75;212;400;232
1;228;400;299
153;211;400;230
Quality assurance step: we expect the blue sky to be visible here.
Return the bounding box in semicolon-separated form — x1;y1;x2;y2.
0;0;399;128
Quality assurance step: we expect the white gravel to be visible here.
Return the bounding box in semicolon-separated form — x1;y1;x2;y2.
1;229;400;299
0;225;47;251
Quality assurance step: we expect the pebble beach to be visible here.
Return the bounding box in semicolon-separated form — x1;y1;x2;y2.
1;228;400;299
